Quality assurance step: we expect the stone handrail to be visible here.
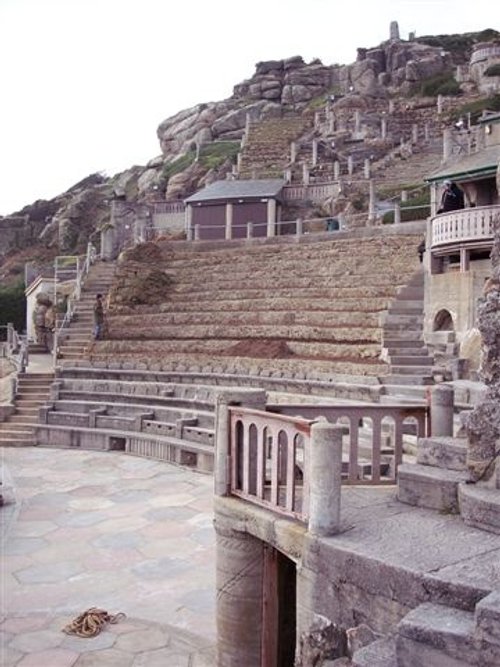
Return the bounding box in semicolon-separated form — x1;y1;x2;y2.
282;182;337;202
152;201;185;215
229;406;314;523
268;402;429;484
431;205;500;248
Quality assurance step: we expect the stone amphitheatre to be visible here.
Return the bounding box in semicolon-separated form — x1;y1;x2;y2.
1;22;500;667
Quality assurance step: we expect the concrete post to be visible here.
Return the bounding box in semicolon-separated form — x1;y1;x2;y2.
460;247;470;272
236;152;242;172
430;385;454;437
424;123;430;142
381;117;387;139
328;113;335;134
437;94;443;115
338;212;346;230
394;202;401;224
401;190;408;203
194;224;200;241
266;199;276;237
246;222;253;239
443;128;452;161
225;203;233;240
302;162;310;185
312;139;318;166
412;123;418;145
368;180;376;223
333;161;340;180
215;522;264;667
290;141;297;163
363;158;370;179
308;422;343;536
214;389;267;498
347;155;354;176
296;217;303;237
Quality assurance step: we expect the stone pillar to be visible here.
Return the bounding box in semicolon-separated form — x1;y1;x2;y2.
194;224;200;241
214;389;267;498
424;123;430;142
394;202;401;224
333;161;340;180
443;128;452;161
302;162;310;185
368;180;376;223
431;385;454;437
390;20;400;40
290;142;297;163
363;158;370;179
308;422;343;536
296;217;303;237
225;203;233;240
347;155;354;176
401;190;408;203
312;139;318;167
328;113;335;134
237;152;242;173
215;522;264;666
381;117;387;140
246;222;253;239
267;199;276;237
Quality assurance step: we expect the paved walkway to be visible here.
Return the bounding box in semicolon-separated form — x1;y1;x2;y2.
1;447;216;666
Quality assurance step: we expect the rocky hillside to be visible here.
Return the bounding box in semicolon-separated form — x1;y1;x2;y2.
1;25;498;284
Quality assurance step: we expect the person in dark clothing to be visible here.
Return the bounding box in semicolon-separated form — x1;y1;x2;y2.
437;180;465;214
93;294;105;340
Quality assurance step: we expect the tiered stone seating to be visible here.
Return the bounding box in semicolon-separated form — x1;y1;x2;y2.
34;371;218;472
238;116;310;178
90;228;425;388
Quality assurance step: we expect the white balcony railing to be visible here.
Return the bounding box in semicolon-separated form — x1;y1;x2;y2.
431;205;500;248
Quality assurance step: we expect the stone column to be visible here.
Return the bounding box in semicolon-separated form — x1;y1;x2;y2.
347;155;354;176
225;203;233;240
296;217;303;237
194;224;200;241
312;139;318;167
424;123;430;142
267;198;277;237
308;422;343;536
215;521;264;666
237;152;242;173
401;190;408;203
412;123;419;145
328;113;335;134
302;162;310;185
431;385;454;437
290;141;297;164
333;161;340;180
437;94;444;115
363;158;370;179
246;222;253;239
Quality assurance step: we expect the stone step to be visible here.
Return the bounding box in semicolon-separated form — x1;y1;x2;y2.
389;356;433;365
0;435;35;446
15;384;53;393
397;463;468;513
390;365;435;376
396;603;477;667
379;374;433;386
384;339;426;348
7;415;38;425
417;436;468;471
352;637;397;667
459;483;500;535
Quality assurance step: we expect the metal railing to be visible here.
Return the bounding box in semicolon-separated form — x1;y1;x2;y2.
431;205;500;248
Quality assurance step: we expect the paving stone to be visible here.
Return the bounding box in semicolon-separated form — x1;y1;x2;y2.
147;493;197;508
108;490;154;504
4;537;48;556
10;628;64;652
67;498;115;511
132;647;191;667
54;511;109;528
114;627;169;653
14;562;84;584
17;647;79;667
137;537;198;559
131;557;193;580
73;648;134;667
61;630;117;651
1;615;48;633
144;506;198;522
1;645;25;667
179;588;216;614
191;527;216;546
13;520;58;538
90;531;143;549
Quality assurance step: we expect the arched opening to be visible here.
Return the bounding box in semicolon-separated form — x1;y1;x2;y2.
433;309;454;331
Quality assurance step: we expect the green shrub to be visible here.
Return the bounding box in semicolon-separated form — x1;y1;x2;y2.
162;152;196;180
199;142;240;169
416;72;461;97
484;64;500;77
382;192;430;224
0;281;26;334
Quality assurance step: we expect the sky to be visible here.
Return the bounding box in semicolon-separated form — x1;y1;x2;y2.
0;0;497;215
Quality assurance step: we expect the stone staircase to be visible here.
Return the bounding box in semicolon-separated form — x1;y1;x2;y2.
238;116;310;179
57;261;116;362
353;594;500;666
381;269;434;401
0;372;54;446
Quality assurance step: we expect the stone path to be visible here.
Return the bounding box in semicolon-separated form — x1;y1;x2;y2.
0;447;216;666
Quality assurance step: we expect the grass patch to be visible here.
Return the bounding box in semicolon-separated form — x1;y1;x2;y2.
199;141;240;169
162;152;196;180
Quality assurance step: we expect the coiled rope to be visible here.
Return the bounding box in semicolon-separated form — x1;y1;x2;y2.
63;607;126;638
